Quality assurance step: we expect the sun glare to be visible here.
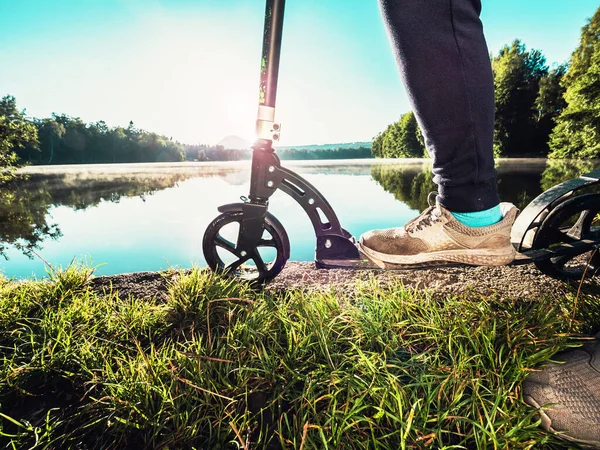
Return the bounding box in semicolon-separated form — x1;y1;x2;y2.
223;93;256;143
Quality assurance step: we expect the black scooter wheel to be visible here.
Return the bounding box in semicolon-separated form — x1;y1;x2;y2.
202;211;290;283
532;193;600;281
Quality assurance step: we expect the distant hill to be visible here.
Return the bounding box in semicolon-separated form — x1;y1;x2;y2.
217;135;252;150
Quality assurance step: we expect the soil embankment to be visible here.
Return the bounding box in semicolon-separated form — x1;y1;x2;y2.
91;262;594;300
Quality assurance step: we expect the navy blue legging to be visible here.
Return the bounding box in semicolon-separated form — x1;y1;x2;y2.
378;0;500;212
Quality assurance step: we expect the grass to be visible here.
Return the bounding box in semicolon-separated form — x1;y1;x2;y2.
1;265;599;449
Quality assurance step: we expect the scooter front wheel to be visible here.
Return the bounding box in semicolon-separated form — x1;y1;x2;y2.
202;211;290;283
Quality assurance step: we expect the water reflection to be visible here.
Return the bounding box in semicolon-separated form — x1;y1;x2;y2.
540;159;599;192
370;162;435;211
0;164;245;259
370;159;600;212
2;159;600;278
0;180;61;258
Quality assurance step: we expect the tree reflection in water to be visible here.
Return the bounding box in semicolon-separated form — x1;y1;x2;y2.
540;160;599;192
370;162;435;212
0;166;240;259
0;179;62;258
370;160;600;214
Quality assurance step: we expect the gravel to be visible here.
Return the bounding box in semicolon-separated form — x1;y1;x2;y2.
89;261;599;301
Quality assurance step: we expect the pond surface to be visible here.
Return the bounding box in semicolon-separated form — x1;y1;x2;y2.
2;158;599;279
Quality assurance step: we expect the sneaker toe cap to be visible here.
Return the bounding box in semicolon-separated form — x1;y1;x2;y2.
360;228;397;253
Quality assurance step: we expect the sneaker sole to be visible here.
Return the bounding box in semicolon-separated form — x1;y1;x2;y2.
358;242;516;267
524;395;600;448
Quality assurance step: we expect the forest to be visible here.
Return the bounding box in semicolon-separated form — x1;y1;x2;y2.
372;6;600;159
0;102;246;167
0;96;371;172
277;146;372;160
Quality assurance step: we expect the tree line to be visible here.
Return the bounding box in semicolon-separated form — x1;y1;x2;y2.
278;146;372;160
0;95;374;178
373;6;600;159
0;96;246;172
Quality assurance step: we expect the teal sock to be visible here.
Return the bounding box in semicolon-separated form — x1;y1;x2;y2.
450;204;502;228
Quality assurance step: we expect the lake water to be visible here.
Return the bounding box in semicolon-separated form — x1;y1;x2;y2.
2;158;599;279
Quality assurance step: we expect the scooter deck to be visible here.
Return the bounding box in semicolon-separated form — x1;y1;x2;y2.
316;246;470;270
316;240;600;270
316;258;468;270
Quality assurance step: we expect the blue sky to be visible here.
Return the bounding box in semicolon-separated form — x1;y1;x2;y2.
1;0;598;146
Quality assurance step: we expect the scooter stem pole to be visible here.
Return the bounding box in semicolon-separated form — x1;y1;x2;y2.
259;0;285;108
249;0;285;204
254;0;285;146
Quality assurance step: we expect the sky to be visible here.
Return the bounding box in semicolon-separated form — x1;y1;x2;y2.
1;0;598;147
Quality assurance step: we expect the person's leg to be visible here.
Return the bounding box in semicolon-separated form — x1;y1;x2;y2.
370;2;600;447
378;0;499;213
359;0;514;267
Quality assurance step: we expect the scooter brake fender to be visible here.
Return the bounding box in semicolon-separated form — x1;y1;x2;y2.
217;203;245;213
511;169;600;251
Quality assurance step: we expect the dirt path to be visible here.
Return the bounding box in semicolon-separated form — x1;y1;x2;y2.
90;262;598;301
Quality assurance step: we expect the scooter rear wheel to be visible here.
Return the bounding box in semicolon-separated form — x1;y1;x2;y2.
203;211;290;283
532;193;600;281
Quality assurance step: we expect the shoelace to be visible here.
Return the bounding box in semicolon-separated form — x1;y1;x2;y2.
405;192;442;233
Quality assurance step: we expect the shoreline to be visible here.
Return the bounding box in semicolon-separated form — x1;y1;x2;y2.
90;261;596;302
15;157;563;174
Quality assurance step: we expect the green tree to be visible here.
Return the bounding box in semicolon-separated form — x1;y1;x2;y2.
371;132;383;158
371;112;426;158
55;114;91;163
492;40;548;156
533;64;567;151
37;117;66;164
0;95;38;182
549;7;600;159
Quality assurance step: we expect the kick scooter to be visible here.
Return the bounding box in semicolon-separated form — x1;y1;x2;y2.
203;0;600;283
